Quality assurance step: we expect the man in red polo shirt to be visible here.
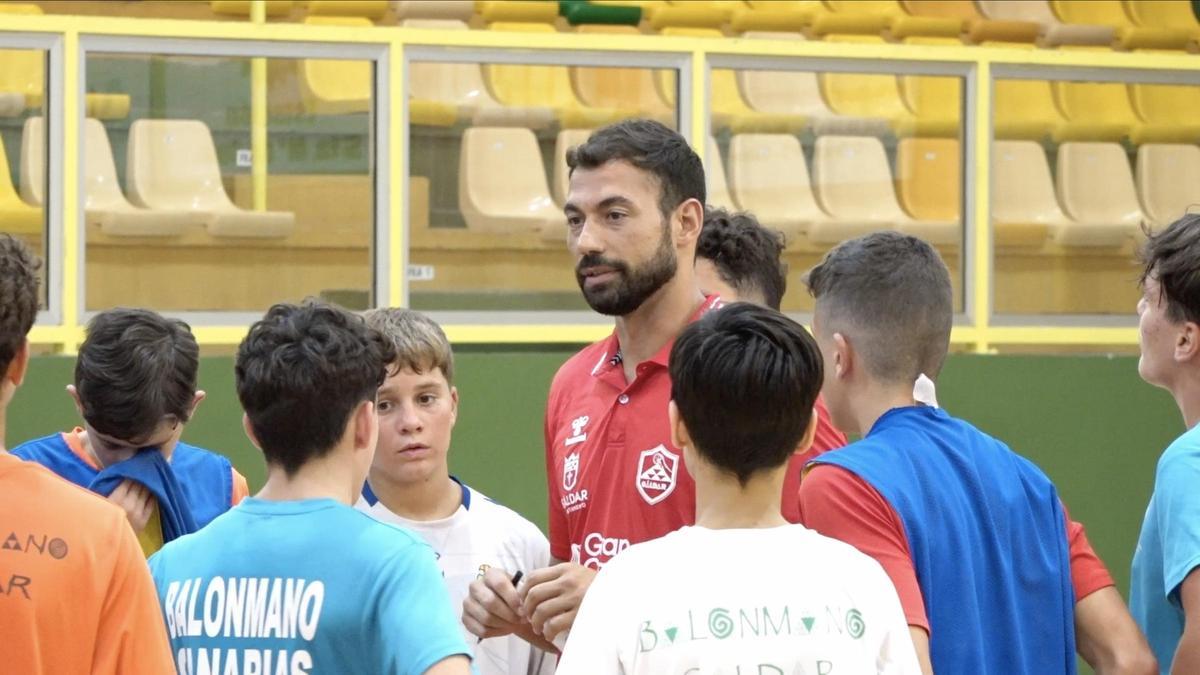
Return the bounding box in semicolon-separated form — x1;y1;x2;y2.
463;120;841;652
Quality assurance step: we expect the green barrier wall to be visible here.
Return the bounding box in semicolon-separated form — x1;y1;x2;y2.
7;351;1180;605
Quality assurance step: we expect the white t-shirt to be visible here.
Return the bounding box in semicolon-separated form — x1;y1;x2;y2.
557;524;920;675
355;479;555;675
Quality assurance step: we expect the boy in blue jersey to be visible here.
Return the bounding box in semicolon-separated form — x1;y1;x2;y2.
13;308;248;556
797;231;1154;674
1131;213;1200;674
148;301;471;675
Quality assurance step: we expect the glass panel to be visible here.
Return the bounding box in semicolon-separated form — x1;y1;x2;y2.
406;56;679;312
712;66;966;314
83;52;375;313
0;47;48;310
992;76;1149;318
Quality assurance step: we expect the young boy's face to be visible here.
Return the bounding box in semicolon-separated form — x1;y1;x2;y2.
85;417;184;468
370;365;458;488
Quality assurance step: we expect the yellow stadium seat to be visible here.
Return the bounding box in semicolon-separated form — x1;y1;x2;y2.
901;0;1041;43
1051;79;1137;142
485;23;634;128
0;134;41;235
736;32;890;136
727;133;835;239
896;38;961;137
1122;1;1200;46
819;36;916;136
896;137;959;223
127;119;295;238
994;77;1065;141
990;140;1058;247
650;1;739;29
813;0;961;39
306;0;387;19
0;47;130;120
210;0;293;16
1136;143;1200;228
553;128;591;206
1050;0;1190;49
1128;82;1200;144
458;127;562;237
22;117;198;237
658;27;806;133
1055;142;1143;247
393;0;475;21
730;3;817;32
477;0;559;24
976;0;1115;47
706;136;735;210
813;135;957;245
571;26;674;125
403;19;555;128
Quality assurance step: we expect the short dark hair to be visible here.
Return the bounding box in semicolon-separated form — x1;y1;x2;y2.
0;235;40;377
1140;214;1200;325
696;207;788;310
75;308;199;443
669;302;823;486
566;118;705;219
805;231;953;384
236;301;396;476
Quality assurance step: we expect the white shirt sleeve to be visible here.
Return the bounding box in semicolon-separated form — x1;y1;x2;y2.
863;558;923;675
555;564;624;675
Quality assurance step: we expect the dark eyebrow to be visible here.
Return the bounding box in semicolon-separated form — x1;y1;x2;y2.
564;195;637;216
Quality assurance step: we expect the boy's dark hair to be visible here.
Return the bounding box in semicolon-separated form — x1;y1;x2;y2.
697;207;788;310
75;308;199;443
0;235;40;377
805;231;952;385
670;302;823;486
566;118;705;220
236;301;396;476
1139;214;1200;325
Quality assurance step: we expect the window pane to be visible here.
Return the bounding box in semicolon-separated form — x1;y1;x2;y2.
0;47;48;310
83;52;375;313
407;54;678;312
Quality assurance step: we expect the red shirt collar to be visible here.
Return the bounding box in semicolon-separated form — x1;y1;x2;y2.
593;294;724;377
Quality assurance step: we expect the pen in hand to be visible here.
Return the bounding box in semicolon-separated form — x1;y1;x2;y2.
476;570;524;644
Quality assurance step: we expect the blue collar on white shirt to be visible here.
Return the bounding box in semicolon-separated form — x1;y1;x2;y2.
361;475;471;510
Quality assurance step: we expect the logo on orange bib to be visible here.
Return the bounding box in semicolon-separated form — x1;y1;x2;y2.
636;445;679;506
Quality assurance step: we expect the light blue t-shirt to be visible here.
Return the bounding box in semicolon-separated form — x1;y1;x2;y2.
1131;423;1200;672
148;497;470;675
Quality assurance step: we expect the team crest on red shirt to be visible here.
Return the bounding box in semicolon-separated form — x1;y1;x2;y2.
563;452;580;491
636;444;679;505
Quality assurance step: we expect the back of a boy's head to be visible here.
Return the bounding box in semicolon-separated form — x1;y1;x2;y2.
0;235;40;378
805;231;952;385
236;301;396;475
75;308;199;443
696;207;788;310
1140;213;1200;325
669;302;823;485
362;307;454;384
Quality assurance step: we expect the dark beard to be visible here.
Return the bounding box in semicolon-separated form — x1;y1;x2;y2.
576;227;678;316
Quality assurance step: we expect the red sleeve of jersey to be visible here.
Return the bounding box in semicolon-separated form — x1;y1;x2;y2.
780;398;847;523
1062;501;1115;601
797;465;930;632
545;386;570;562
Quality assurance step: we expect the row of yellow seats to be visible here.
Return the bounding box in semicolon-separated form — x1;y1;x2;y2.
0;117;293;238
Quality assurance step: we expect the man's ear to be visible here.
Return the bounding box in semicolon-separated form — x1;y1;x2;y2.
6;339;29;389
832;332;852;380
241;413;262;451
793;408;819;456
66;382;85;416
668;400;691;451
1177;321;1200;364
674;198;704;248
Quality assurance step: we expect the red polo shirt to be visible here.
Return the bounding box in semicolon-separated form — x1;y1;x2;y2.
544;295;848;567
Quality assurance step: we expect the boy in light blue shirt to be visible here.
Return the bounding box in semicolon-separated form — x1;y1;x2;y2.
148;301;471;675
1131;213;1200;674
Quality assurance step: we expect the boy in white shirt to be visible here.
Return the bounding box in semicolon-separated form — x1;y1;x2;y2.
355;308;554;675
557;303;920;675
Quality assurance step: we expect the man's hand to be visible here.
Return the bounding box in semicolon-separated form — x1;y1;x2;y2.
520;562;597;645
107;479;154;533
463;567;525;640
